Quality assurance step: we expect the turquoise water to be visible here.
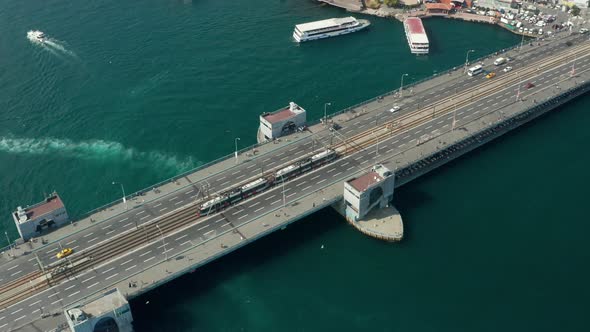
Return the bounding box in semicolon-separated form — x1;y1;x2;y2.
1;0;589;331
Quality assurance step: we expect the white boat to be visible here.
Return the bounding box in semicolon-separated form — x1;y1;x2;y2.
27;30;46;43
293;17;370;43
404;17;429;55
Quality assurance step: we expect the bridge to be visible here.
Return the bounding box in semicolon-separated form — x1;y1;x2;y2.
1;33;589;332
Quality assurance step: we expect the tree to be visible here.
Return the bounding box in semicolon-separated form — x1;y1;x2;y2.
571;5;580;16
384;0;399;7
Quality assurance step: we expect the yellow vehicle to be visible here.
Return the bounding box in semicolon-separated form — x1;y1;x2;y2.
486;72;496;79
56;248;73;259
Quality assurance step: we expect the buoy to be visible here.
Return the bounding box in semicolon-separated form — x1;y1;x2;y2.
321;245;324;249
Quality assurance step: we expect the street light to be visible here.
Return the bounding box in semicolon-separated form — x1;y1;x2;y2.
234;137;241;164
464;49;475;73
112;181;127;211
5;231;14;257
324;102;331;126
280;174;286;208
155;224;167;261
399;73;409;97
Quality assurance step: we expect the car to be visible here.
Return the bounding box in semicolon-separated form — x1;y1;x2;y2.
506;57;513;62
389;105;401;113
524;82;535;89
329;123;341;131
580;28;589;34
503;66;513;72
486;72;496;79
56;248;73;259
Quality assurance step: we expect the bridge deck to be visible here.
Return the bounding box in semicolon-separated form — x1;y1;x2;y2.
2;33;589;332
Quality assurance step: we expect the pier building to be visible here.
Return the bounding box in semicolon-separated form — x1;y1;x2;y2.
258;102;306;141
12;193;69;241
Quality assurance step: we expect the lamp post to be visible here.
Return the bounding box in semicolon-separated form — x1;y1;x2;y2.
516;71;522;101
280;174;286;208
112;181;127;211
234;137;241;164
464;49;475;73
324;102;331;126
155;224;167;261
399;73;409;97
5;231;14;257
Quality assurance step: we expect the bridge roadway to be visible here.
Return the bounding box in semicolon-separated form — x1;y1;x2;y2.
1;34;589;331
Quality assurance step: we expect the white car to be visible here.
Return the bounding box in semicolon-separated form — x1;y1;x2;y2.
503;66;513;73
389;105;401;113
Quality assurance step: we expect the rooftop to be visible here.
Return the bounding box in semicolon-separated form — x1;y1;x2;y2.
263;108;296;123
16;194;65;222
348;172;383;192
405;17;425;35
426;3;453;10
295;16;357;33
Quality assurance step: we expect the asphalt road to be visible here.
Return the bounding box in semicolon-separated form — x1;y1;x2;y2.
1;34;589;331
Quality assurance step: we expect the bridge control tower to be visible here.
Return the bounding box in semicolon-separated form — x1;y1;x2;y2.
342;165;403;241
12;192;69;241
258;102;307;142
65;289;133;332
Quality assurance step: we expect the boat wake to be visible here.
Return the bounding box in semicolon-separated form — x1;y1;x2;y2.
0;136;197;173
27;30;78;59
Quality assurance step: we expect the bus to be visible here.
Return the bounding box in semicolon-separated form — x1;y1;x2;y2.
467;65;483;76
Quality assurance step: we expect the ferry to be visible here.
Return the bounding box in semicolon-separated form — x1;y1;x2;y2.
403;17;429;54
293;17;370;43
27;30;46;43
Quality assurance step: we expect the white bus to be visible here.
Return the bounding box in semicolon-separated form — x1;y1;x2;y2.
467;65;483;76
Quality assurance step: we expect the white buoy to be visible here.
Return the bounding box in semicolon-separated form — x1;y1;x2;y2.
321;245;324;249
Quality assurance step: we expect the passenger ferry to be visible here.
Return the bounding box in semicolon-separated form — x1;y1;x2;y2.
403;17;429;54
293;17;370;43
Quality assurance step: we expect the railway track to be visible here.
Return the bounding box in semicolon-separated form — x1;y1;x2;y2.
2;39;588;310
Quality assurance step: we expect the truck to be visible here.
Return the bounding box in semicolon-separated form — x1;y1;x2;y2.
493;57;507;66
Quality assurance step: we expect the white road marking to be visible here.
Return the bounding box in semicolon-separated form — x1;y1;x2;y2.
15;315;26;321
254;207;265;213
136;211;145;215
29;300;42;307
118;217;129;223
64;285;76;291
333;172;342;177
198;224;209;231
217;176;226;181
139;250;152;257
46;248;58;254
144;257;155;263
169;196;179;201
232;210;243;216
87;237;99;243
180;241;191;246
101;225;111;230
7;265;18;271
65;239;77;245
82;276;96;283
310;175;321;181
51;300;61;305
221;181;230;186
102;267;115;275
238;214;249;220
105;273;119;281
296;182;306;187
174;200;184;206
286;192;297;198
153;203;162;208
48;293;59;298
125;265;137;271
175;234;188;241
271;199;281;205
264;195;276;201
140;215;150;220
186;189;194;194
68;290;81;297
87;282;99;289
327;168;336;173
106;230;116;235
246;164;257;169
249;202;260;208
11;309;22;315
121;259;134;266
10;270;22;277
302;186;312;191
160;207;168;212
317;179;327;184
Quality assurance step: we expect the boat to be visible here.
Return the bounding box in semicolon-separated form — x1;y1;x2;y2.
27;30;46;43
293;16;370;43
403;17;429;54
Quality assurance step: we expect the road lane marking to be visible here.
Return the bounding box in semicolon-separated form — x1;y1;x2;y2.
139;250;152;257
106;230;116;235
221;181;230;186
46;247;59;254
140;215;150;221
264;195;276;201
51;300;61;305
82;276;96;283
153;203;162;208
48;293;58;298
317;179;327;184
327;168;336;173
296;182;307;187
246;164;257;169
271;199;281;205
302;186;312;191
238;214;249;220
236;174;246;180
10;270;22;277
333;172;342;177
102;225;111;230
159;207;168;212
311;175;321;181
65;239;77;245
68;290;81;297
121;223;132;228
29;300;42;307
105;273;119;281
175;234;188;241
118;217;129;223
125;265;137;271
144;257;155;263
186;189;194;194
11;308;22;315
249;202;260;208
7;265;18;271
286;192;297;198
15;315;26;321
87;282;99;289
88;237;98;243
102;267;115;274
64;285;76;291
198;224;209;231
232;210;243;216
169;196;179;201
174;200;184;206
121;259;134;266
136;211;145;215
254;207;265;213
180;241;191;246
346;166;355;171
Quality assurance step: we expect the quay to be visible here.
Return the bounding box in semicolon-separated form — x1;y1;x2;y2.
1;33;590;332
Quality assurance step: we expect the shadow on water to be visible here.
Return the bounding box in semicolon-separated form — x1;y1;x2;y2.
130;207;343;331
